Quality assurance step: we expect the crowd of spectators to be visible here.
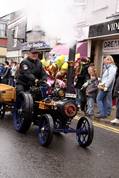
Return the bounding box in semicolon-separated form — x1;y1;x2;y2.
0;60;18;87
74;55;119;123
0;54;119;124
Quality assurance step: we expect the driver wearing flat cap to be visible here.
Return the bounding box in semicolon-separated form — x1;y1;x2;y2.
16;47;47;93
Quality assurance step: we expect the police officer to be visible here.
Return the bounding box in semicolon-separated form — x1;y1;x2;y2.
16;47;47;94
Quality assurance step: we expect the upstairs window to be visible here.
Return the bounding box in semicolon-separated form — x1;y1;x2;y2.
0;23;7;38
74;0;87;22
74;0;87;6
93;0;108;11
116;0;119;13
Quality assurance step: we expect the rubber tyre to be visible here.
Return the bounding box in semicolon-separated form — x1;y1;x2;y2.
38;114;54;147
76;116;94;147
13;92;33;133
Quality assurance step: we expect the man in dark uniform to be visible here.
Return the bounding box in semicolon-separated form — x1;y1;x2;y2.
16;47;47;94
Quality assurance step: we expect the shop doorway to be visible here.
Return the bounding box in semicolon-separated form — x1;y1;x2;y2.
111;55;119;105
112;55;119;77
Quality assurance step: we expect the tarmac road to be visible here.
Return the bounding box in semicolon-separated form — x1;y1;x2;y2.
0;114;119;178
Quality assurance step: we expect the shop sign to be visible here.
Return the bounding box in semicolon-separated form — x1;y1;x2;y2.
103;39;119;52
89;19;119;38
21;41;51;51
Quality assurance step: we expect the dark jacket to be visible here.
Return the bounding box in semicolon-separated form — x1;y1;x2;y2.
1;66;11;84
86;78;98;99
114;75;119;97
0;64;5;76
16;57;47;87
75;63;90;89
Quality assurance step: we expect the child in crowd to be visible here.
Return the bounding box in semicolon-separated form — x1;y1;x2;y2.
82;65;98;118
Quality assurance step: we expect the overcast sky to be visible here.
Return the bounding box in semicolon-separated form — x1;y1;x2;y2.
0;0;27;16
0;0;81;46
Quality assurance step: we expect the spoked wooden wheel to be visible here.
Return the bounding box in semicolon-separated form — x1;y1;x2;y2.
13;92;33;133
38;114;54;147
76;116;94;147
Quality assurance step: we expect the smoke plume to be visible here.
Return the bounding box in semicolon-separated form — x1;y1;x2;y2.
25;0;80;47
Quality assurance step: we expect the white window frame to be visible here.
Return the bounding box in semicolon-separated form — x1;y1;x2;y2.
74;0;87;6
0;23;6;38
115;0;119;13
93;0;108;11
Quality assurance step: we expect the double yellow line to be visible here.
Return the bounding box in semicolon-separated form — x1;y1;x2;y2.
93;121;119;134
74;116;119;134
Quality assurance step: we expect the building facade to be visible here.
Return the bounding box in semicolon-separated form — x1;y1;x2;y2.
73;0;119;75
7;10;26;63
1;0;119;68
86;0;119;75
0;20;7;63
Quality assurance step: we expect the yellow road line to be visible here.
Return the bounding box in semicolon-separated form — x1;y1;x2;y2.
93;121;119;134
74;116;119;134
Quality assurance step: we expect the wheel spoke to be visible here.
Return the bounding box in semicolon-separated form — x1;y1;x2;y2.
38;114;53;146
0;104;5;119
76;117;94;147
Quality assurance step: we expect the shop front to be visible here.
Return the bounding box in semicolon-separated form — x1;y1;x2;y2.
89;19;119;76
103;39;119;70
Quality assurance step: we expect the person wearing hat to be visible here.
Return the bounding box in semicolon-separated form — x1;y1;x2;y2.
16;47;47;94
74;57;90;111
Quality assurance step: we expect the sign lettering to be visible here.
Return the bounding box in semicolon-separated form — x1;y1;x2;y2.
103;39;119;52
89;19;119;38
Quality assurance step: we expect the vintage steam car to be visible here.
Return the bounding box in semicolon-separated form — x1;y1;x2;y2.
0;41;94;147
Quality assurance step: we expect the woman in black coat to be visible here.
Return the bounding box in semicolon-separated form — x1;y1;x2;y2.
75;59;90;111
111;75;119;124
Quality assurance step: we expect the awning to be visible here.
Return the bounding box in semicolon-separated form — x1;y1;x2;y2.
76;42;88;58
51;44;69;55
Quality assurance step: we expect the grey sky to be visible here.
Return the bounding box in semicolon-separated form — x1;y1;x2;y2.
0;0;26;17
0;0;80;46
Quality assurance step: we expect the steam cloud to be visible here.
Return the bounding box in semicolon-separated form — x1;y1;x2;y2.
25;0;80;47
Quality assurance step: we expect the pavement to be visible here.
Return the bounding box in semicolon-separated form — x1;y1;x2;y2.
94;106;119;126
77;105;119;127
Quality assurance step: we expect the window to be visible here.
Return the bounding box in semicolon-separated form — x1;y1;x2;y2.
116;0;119;12
13;26;18;47
74;0;87;6
93;0;108;11
0;23;7;38
74;0;87;21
